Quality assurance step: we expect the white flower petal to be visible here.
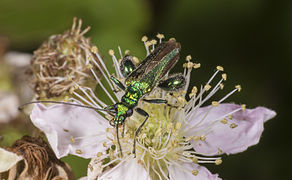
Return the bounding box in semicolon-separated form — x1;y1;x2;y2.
186;103;276;155
0;148;23;173
169;162;221;180
99;158;150;180
30;103;112;159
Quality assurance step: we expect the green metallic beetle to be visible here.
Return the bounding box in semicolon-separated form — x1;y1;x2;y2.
20;39;186;157
105;39;186;156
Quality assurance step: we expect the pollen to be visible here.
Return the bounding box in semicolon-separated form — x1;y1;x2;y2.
186;55;192;61
217;66;224;71
200;135;206;141
241;104;246;111
125;50;130;55
218;148;223;155
86;64;93;69
192;157;198;164
193;136;200;141
156;33;165;39
220;118;228;124
212;101;219;107
186;62;194;69
193;63;201;69
70;136;75;143
235;85;242;92
230;123;238;129
91;46;98;53
141;36;148;42
109;49;114;56
145;41;152;47
215;159;223;165
151;39;157;45
222;73;227;81
192;169;199;176
220;83;224;89
204;84;211;91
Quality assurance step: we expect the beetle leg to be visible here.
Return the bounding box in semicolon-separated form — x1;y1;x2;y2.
110;76;126;91
142;98;178;108
133;108;149;157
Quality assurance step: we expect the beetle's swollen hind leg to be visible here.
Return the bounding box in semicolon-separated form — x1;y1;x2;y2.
116;125;123;157
110;76;126;92
133;108;149;157
158;73;186;91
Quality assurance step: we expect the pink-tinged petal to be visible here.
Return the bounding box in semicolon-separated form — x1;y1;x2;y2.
186;103;276;155
30;103;112;159
169;162;221;180
99;158;150;180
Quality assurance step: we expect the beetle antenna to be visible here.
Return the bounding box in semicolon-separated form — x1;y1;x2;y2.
18;100;113;113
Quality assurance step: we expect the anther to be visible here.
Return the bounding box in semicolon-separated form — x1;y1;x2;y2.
241;104;246;111
192;169;199;176
217;66;224;71
218;148;223;155
156;33;165;39
70;136;75;143
125;50;130;55
222;73;227;81
109;49;114;56
142;36;148;42
193;136;200;141
193;63;201;69
91;46;98;53
86;64;93;69
192;157;198;164
97;152;103;157
215;159;222;165
187;62;194;69
220;83;224;89
204;84;211;91
151;39;157;45
169;37;176;41
76;149;83;154
228;115;233;120
212;101;219;107
235;85;242;92
186;55;192;61
230;123;238;128
200;135;206;141
220;119;228;124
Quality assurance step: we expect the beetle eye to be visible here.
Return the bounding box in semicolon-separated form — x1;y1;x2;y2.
126;109;133;117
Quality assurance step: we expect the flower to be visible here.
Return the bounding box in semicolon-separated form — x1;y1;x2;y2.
30;18;101;100
0;136;74;180
30;34;276;179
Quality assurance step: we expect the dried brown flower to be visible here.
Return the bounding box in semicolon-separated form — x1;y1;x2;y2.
1;136;75;180
30;18;101;99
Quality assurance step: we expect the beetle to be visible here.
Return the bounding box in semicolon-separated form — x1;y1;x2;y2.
20;39;186;157
105;39;186;156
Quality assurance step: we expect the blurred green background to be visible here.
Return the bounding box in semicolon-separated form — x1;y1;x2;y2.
0;0;290;179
